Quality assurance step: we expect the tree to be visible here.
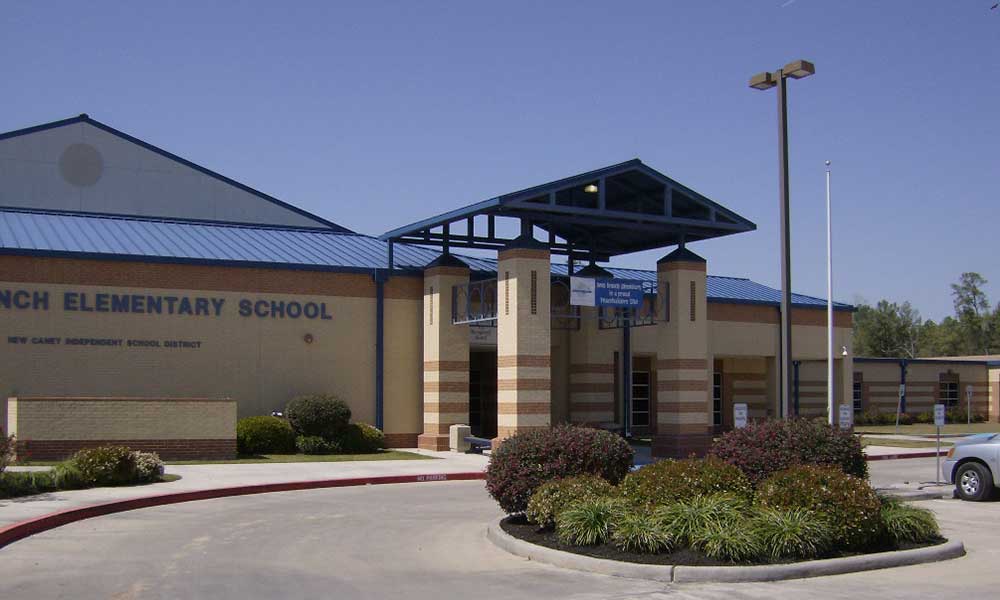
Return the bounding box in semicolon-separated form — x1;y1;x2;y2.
951;272;992;354
853;300;923;358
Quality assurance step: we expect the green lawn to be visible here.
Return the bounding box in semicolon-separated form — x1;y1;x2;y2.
164;450;433;465
861;437;952;449
16;450;432;467
855;423;1000;436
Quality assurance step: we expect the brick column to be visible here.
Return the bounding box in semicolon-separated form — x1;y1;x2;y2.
652;247;712;458
568;307;616;425
418;256;470;451
495;243;551;444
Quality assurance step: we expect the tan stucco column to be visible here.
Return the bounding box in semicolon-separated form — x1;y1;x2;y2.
417;257;470;451
494;243;551;444
652;247;712;458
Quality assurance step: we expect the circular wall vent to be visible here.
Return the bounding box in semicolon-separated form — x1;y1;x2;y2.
59;143;104;187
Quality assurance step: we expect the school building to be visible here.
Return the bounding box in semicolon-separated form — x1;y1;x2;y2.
0;113;949;460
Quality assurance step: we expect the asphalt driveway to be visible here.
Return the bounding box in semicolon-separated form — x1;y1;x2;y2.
0;458;997;599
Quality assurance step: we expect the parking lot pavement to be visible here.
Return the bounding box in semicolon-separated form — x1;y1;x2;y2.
1;475;998;600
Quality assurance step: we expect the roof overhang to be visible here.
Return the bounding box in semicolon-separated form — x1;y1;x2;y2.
380;159;756;260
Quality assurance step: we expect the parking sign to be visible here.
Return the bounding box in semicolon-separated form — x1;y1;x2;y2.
934;403;945;428
733;403;748;429
838;404;853;429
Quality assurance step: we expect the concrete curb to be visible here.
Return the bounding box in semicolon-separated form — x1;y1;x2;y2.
0;471;486;550
486;521;674;582
488;520;965;584
866;451;947;461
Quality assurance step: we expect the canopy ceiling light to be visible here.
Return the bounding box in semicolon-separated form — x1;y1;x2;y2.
583;184;599;193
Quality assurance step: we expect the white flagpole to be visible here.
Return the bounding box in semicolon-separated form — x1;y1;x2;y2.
826;160;834;425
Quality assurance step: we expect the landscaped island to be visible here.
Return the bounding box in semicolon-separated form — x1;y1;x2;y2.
487;421;944;566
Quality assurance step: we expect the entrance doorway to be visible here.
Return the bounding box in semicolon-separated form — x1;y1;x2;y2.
469;350;497;438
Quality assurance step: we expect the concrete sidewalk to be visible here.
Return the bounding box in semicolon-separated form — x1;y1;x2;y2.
0;449;488;528
863;444;948;458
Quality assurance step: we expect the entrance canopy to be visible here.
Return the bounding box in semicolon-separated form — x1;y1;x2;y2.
381;159;756;261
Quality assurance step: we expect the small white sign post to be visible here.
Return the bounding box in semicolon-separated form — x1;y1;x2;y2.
733;403;748;429
894;383;905;434
838;404;853;430
966;384;974;425
934;403;946;484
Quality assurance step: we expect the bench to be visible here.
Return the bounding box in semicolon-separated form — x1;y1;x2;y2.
464;436;492;454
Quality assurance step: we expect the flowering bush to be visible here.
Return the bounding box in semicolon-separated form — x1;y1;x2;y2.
71;445;139;486
526;475;615;529
755;465;883;549
132;451;165;483
0;428;14;474
486;425;633;514
619;457;752;509
710;418;867;485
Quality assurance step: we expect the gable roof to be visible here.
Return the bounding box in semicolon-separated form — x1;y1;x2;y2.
0;114;351;232
381;159;756;260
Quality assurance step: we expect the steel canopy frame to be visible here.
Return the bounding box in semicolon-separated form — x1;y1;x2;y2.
379;159;756;261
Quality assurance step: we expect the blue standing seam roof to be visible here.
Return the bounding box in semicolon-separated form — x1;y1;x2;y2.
0;208;851;310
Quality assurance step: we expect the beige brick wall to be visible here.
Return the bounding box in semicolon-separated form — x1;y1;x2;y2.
7;397;236;440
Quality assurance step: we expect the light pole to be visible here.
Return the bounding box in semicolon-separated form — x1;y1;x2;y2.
826;160;834;425
749;59;815;420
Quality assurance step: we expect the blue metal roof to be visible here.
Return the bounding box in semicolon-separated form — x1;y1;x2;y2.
0;208;850;310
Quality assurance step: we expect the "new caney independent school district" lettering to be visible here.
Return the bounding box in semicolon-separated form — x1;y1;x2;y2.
0;289;333;320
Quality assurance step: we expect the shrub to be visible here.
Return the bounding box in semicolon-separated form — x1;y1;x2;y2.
237;416;297;455
296;435;339;455
337;423;386;454
0;470;57;498
946;407;986;424
526;475;615;529
756;465;883;549
711;418;867;485
652;494;745;546
880;499;941;544
132;451;165;483
611;512;674;554
619;457;752;509
690;523;763;563
555;497;624;546
897;412;914;426
752;507;833;560
285;394;351;440
0;429;14;474
50;462;88;490
914;411;934;424
71;445;138;486
486;425;633;514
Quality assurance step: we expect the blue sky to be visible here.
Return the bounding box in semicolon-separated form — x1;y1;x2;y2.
3;1;997;320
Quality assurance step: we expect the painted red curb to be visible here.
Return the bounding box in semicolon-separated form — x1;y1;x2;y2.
865;451;947;461
0;471;486;550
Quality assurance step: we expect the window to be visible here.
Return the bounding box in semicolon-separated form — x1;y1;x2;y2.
662;281;670;322
631;370;650;427
530;270;537;315
940;373;960;407
689;281;696;321
852;372;863;413
429;286;434;325
712;372;723;427
504;271;510;315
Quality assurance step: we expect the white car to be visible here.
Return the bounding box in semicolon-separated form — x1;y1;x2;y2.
942;433;1000;501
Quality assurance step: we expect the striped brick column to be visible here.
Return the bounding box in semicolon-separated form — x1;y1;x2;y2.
417;257;470;451
494;243;551;444
568;308;615;424
652;247;712;458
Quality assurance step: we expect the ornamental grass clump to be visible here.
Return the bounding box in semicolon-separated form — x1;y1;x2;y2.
880;499;941;544
486;425;633;514
526;475;616;529
619;457;752;509
752;507;833;560
652;494;745;546
710;418;867;486
556;497;624;546
611;511;675;554
690;523;763;563
756;465;883;550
